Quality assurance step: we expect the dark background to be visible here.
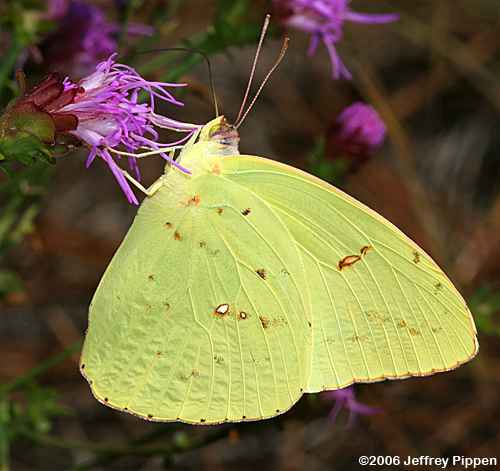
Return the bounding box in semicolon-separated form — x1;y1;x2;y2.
1;1;500;469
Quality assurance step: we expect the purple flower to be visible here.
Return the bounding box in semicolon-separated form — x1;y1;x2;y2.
44;1;153;76
274;0;398;79
46;0;69;19
333;101;386;156
323;386;380;426
63;55;200;204
20;54;199;204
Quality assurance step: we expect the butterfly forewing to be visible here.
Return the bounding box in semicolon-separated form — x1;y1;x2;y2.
220;156;478;392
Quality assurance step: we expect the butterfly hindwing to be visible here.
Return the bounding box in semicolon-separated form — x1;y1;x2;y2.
81;158;311;424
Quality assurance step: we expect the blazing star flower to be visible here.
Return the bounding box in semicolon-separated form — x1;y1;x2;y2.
16;54;199;204
332;101;386;157
274;0;398;79
323;386;380;426
44;0;153;76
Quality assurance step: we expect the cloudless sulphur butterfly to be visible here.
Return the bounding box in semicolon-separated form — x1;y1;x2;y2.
80;115;478;424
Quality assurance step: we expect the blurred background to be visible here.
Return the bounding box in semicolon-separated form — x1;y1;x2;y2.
1;0;500;469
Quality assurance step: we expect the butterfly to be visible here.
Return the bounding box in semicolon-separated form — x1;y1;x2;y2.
79;111;478;424
80;18;478;425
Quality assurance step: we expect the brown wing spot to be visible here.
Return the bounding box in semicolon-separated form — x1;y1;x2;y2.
214;355;225;364
217;208;224;215
259;316;270;329
409;327;421;336
271;317;287;328
397;319;407;328
412;251;421;264
199;241;207;248
338;255;362;271
165;222;172;229
174;231;182;241
156;351;162;356
214;303;230;317
256;268;267;279
239;311;248;320
242;208;251;216
434;282;443;294
360;245;373;256
164;302;171;311
366;310;390;324
308;321;312;327
147;414;153;419
200;418;206;423
186;194;201;206
148;274;155;281
104;397;109;402
191;369;200;378
210;162;221;175
80;363;85;369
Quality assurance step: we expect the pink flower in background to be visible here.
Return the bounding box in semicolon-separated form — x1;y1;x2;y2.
44;0;153;76
332;101;386;157
323;387;380;426
274;0;398;79
21;54;199;204
325;101;386;170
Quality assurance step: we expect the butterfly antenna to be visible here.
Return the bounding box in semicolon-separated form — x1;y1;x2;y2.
234;36;289;129
137;47;219;117
234;14;271;125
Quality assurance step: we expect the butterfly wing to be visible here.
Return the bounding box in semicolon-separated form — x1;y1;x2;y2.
80;163;311;424
219;155;478;392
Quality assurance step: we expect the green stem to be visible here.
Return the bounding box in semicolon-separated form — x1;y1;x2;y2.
0;341;82;396
0;400;10;471
22;426;229;471
0;41;22;101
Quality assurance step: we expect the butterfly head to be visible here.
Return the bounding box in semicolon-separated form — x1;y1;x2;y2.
198;116;240;155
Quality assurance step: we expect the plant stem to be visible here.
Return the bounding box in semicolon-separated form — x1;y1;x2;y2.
0;341;82;396
32;425;229;471
0;41;22;103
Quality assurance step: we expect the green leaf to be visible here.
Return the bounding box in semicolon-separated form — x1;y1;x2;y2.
0;133;53;167
7;110;56;144
0;270;23;298
469;286;500;336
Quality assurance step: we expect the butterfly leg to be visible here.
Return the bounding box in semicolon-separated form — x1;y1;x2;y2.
121;170;164;197
108;146;183;159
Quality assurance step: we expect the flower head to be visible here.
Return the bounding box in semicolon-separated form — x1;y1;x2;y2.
337;101;386;151
274;0;398;79
44;1;153;76
19;54;199;204
323;386;380;426
329;101;386;161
